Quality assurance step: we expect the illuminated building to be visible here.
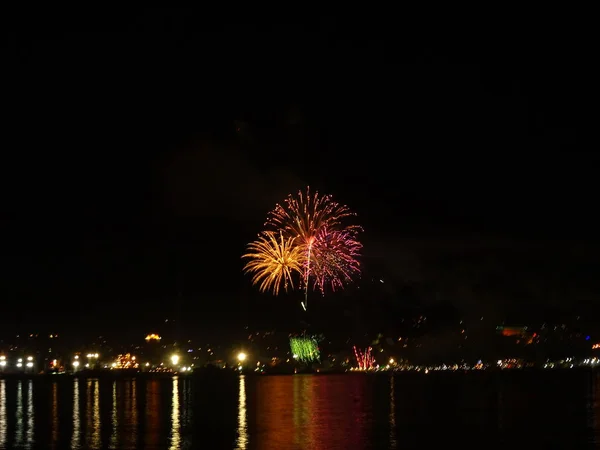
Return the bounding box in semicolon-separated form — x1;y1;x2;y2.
144;334;163;367
111;353;139;369
145;334;161;342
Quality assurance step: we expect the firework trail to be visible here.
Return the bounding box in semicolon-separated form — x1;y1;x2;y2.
242;231;305;296
265;187;362;309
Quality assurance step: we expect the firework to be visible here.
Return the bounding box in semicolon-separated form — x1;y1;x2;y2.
310;227;362;292
265;187;362;307
242;231;305;296
353;346;375;370
290;337;320;363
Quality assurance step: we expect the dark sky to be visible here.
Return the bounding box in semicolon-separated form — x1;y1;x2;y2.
1;10;596;340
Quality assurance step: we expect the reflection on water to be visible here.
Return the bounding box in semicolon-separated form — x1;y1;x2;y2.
131;380;138;447
93;381;100;447
71;378;80;449
120;379;138;449
51;382;58;448
12;380;35;448
145;380;160;448
84;380;101;449
85;380;92;445
132;381;138;419
255;375;371;450
1;372;600;448
15;380;23;447
110;381;117;449
181;377;191;429
0;380;6;448
593;374;600;443
389;375;396;449
26;380;34;447
293;375;312;448
254;373;293;448
170;376;180;450
236;375;248;450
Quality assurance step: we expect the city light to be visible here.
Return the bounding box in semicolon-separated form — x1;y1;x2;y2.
237;352;247;362
86;353;99;359
27;356;33;361
73;361;80;368
26;362;33;368
171;354;180;366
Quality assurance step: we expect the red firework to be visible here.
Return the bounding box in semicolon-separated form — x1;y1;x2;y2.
311;226;362;292
353;346;375;370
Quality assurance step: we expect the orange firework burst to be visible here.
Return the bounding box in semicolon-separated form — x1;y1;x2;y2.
242;231;305;296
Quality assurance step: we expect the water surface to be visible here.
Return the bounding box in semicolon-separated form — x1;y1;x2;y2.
1;371;600;449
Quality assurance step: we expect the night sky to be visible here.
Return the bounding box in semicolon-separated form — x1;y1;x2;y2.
1;11;596;341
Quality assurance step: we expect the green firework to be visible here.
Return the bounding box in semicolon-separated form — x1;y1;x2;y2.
289;337;320;363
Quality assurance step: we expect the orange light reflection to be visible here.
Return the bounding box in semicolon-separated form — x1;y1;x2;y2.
255;375;370;450
146;380;161;448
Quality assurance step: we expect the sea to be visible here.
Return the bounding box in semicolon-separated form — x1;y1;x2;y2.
1;370;600;449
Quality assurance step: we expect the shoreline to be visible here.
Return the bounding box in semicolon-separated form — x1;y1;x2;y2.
0;366;596;380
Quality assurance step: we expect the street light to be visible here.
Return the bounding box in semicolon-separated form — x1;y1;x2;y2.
170;354;180;366
237;352;247;362
87;353;99;369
